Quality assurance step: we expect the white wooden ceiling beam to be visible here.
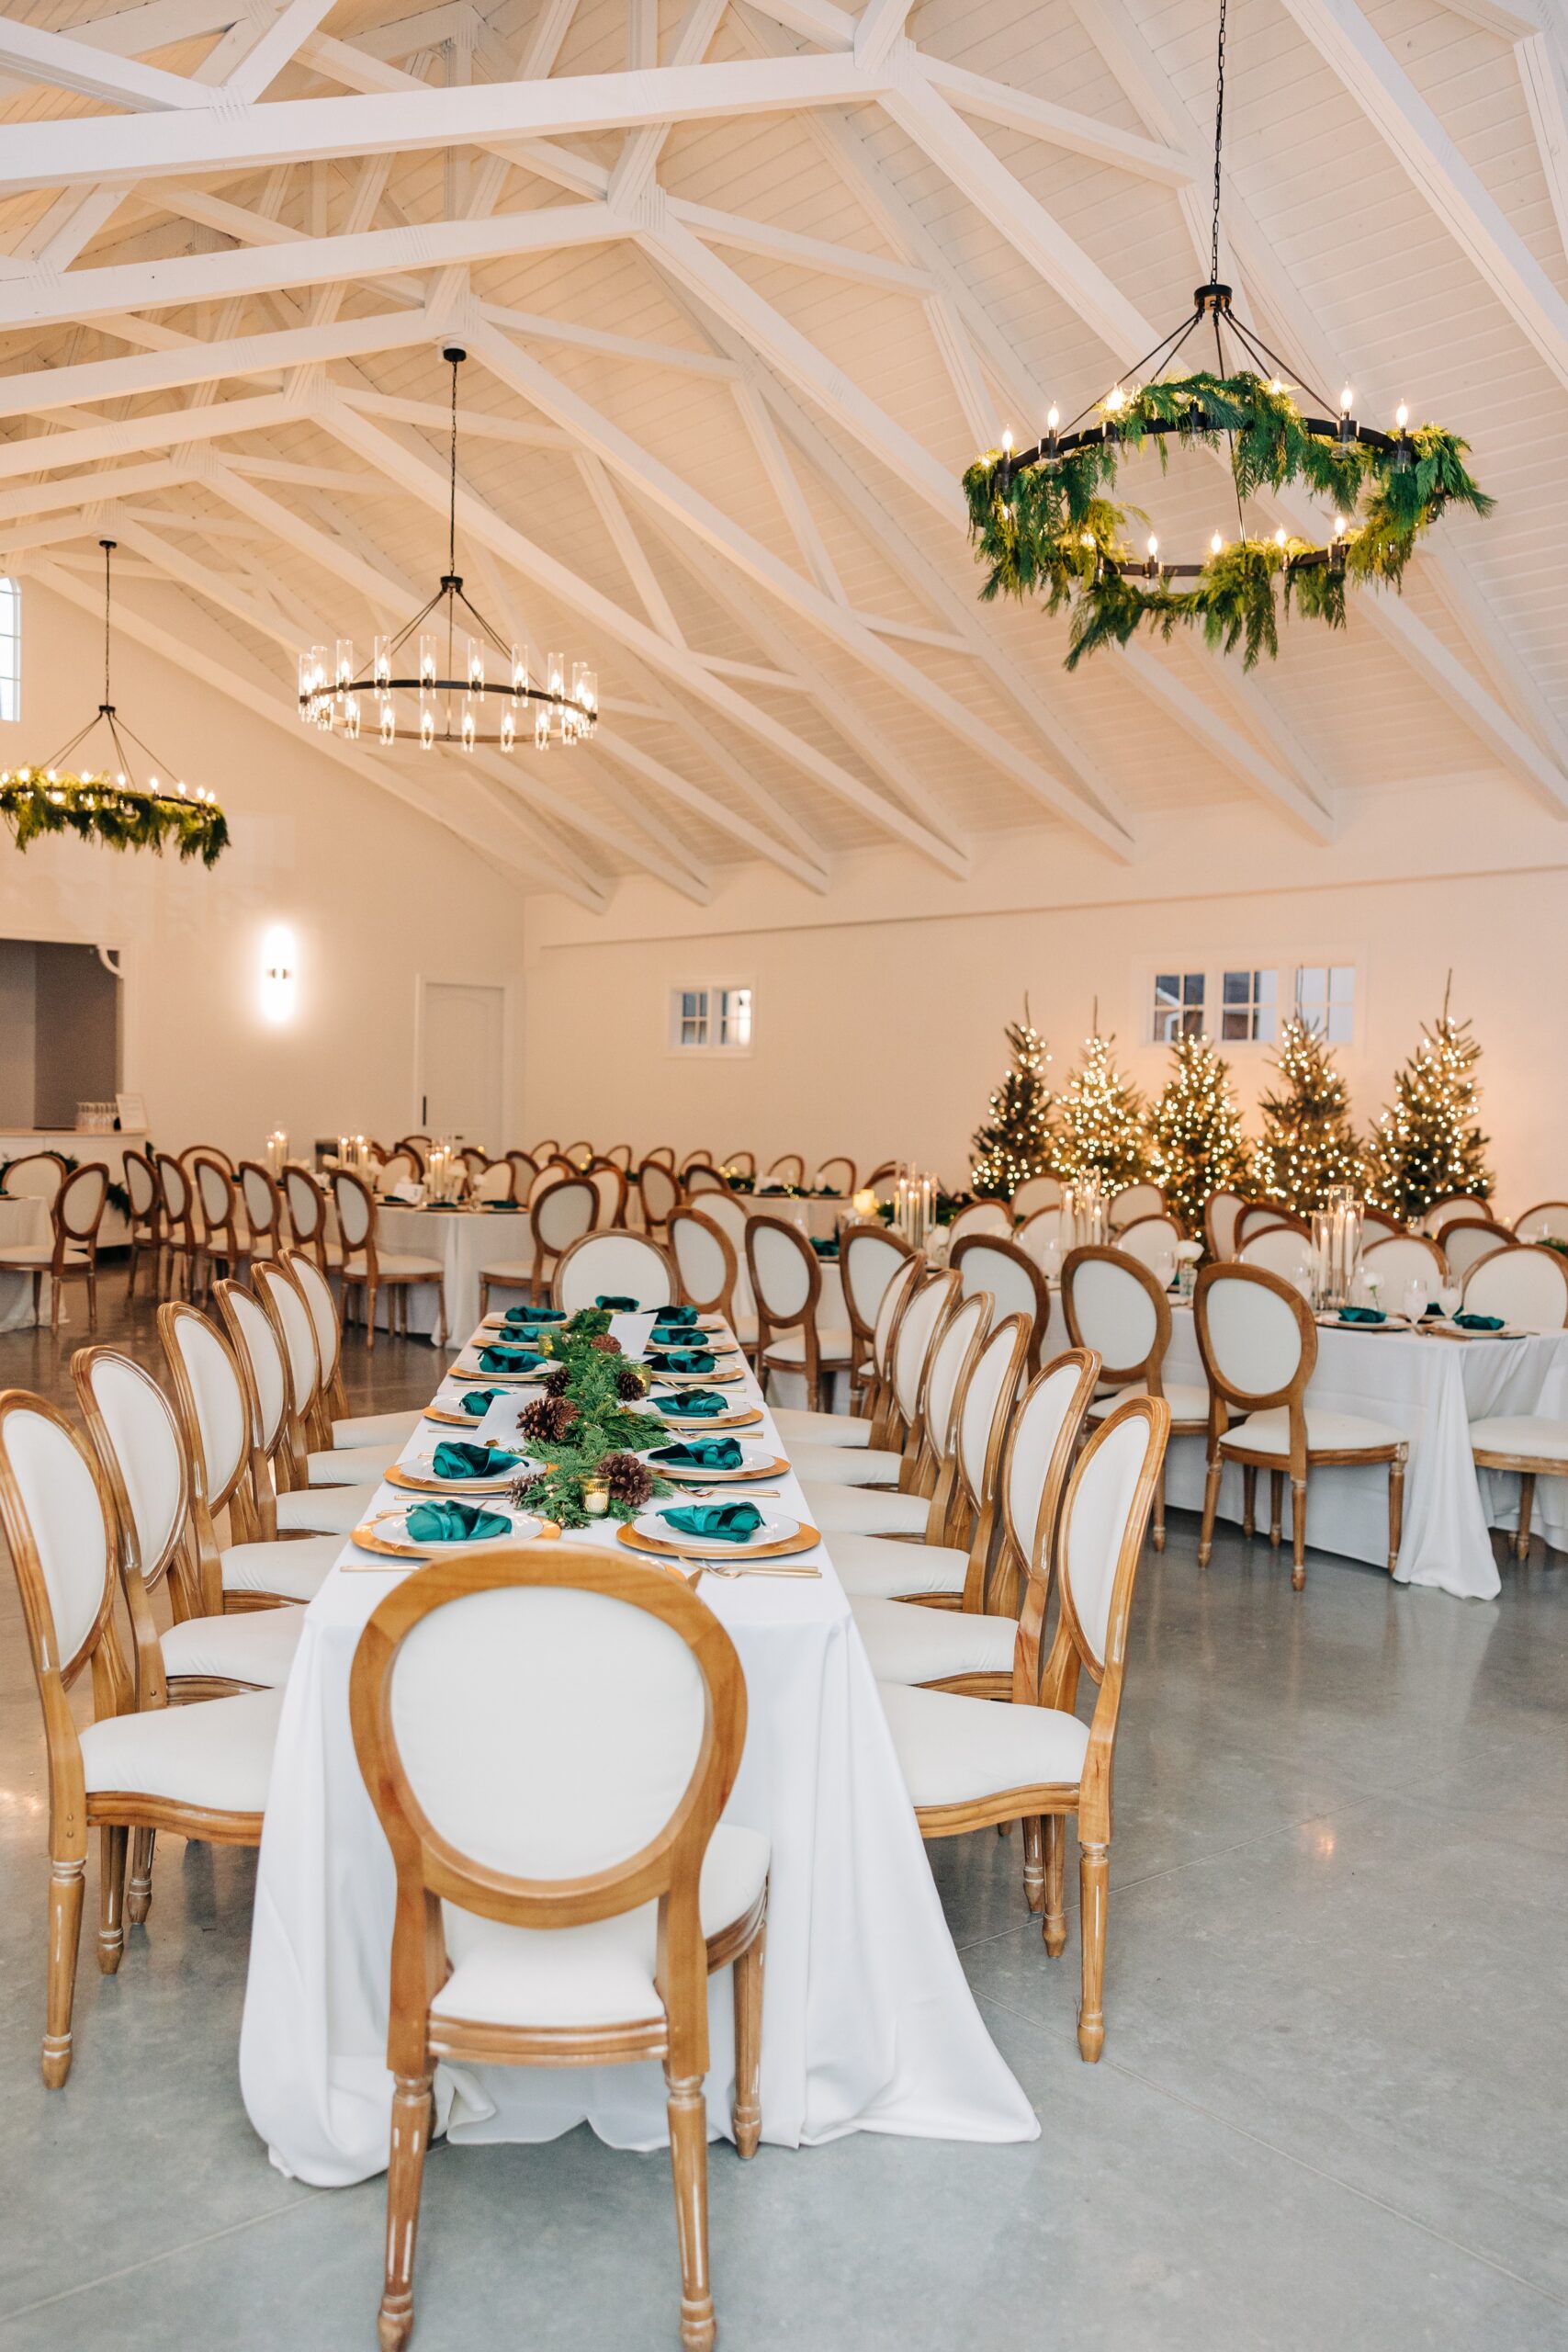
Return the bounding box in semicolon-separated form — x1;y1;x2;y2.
661;198;933;291
591;725;829;888
1517;30;1568;265
918;56;1194;185
1277;0;1568;392
576;452;688;644
852;0;914;72
1119;649;1336;842
0;458;186;526
225;0;342;102
0;391;298;486
0;18;213;110
478;300;737;378
0;311;438;423
729;380;848;604
608;0;730;214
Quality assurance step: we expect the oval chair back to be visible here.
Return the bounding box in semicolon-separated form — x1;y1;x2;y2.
949;1233;1052;1370
1202;1189;1246;1261
155;1150;195;1239
668;1209;739;1327
1361;1234;1446;1304
529;1137;559;1162
58;1161;108;1249
250;1261;330;1456
238;1161;283;1258
158;1298;259;1545
916;1290;990;1492
331;1168;377;1267
840;1222;915;1382
998;1350;1100;1617
1237;1225;1315;1283
563;1140;594;1170
1061;1248;1170;1391
887;1269;963;1452
1016;1204;1067;1273
1440;1218;1515;1282
638;1159;682;1238
814;1156;855;1195
589;1163;627;1227
212;1277;295;1515
1461;1244;1568;1330
531;1177;597;1297
946;1311;1032;1610
507;1151;540;1195
379;1150;421;1190
1513;1201;1568;1243
1425;1193;1492;1238
123;1146;162;1298
1192;1264;1315;1453
691;1192;751;1312
1235;1203;1308;1250
678;1149;714;1177
604;1144;633;1170
1114;1213;1182;1283
283;1164;332;1269
721;1149;754;1177
682;1166;728;1196
72;1346;199;1638
746;1213;840;1410
472;1159;516;1204
192;1152;243;1288
283;1247;346;1426
1010;1173;1061;1221
946;1200;1011;1247
640;1144;674;1169
863;1250;924;1432
764;1154;805;1186
1108;1182;1165;1231
2;1150;67;1204
392;1137;428;1176
552;1232;674;1317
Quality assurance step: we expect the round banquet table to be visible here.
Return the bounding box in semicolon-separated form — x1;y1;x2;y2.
240;1311;1037;2185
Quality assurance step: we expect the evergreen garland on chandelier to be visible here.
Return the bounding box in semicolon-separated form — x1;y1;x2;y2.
960;0;1493;671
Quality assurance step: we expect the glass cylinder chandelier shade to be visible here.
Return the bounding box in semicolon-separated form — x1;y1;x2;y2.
297;349;597;754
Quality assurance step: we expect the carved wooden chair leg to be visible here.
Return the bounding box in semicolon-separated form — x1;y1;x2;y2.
43;1855;85;2087
1198;1454;1222;1567
1077;1838;1108;2063
1514;1468;1534;1562
1241;1464;1256;1536
127;1826;155;1924
365;1279;378;1352
665;2065;716;2352
378;2071;434;2352
1021;1814;1045;1913
1269;1470;1284;1544
1043;1816;1067;1957
96;1824;128;1975
731;1932;765;2159
1291;1476;1308;1590
1152;1464;1167;1552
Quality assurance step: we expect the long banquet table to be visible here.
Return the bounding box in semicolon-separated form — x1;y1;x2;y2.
240;1306;1038;2185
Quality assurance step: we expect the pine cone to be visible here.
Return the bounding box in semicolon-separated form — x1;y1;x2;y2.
520;1394;580;1447
600;1451;654;1510
616;1366;649;1400
590;1332;623;1356
542;1363;572;1398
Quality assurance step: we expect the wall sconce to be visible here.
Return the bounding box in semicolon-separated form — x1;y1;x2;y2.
260;924;297;1024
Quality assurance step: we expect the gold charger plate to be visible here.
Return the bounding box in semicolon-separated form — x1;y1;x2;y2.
384;1460;525;1496
451;1363;547;1384
639;1404;763;1432
423;1403;502;1429
645;1363;744;1385
347;1508;547;1564
643;1453;788;1485
617;1518;820;1565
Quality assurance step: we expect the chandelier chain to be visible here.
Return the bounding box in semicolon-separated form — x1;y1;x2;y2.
1210;0;1228;288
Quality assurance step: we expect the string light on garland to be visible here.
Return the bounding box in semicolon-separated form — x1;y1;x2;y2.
298;348;597;754
1364;974;1493;1222
961;0;1493;669
971;1000;1056;1197
0;539;227;867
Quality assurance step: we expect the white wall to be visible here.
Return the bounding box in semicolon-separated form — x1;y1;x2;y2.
0;581;529;1159
523;774;1568;1214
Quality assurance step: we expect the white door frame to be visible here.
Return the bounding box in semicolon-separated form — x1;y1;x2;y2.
412;973;513;1143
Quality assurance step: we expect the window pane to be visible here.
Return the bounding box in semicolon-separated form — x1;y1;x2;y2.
1298;966;1325;1003
1180;1004;1205;1036
1258;970;1276;1004
1183;973;1204;1005
1329;967;1354;1003
1223;970;1248;1004
0;578;18;724
1327;1002;1352;1042
1221;1008;1248;1039
675;988;708;1047
720;988;751;1046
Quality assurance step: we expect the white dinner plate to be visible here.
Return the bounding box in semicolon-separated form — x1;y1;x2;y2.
636;1439;781;1483
632;1504;799;1555
354;1506;543;1559
385;1449;535;1495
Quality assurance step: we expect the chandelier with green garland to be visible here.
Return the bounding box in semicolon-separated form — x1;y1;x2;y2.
962;0;1493;670
0;539;227;866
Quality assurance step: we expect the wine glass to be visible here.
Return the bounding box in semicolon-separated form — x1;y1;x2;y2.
1438;1280;1461;1322
1402;1277;1427;1325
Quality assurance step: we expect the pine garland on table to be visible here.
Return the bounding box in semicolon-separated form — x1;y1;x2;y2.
1364;988;1493;1221
1253;1015;1362;1213
1056;1024;1146;1191
1145;1032;1251;1237
510;1307;671;1526
970;1001;1056;1198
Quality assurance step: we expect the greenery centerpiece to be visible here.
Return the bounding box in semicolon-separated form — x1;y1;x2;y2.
507;1307;674;1529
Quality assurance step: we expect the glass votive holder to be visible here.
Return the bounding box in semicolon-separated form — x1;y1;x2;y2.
581;1474;610;1518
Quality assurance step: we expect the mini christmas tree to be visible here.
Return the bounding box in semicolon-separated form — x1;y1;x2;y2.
1365;980;1492;1220
971;1001;1055;1197
1057;1017;1146;1191
1254;1014;1362;1212
1146;1032;1251;1236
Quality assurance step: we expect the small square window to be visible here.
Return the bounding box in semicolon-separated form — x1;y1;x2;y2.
671;985;753;1053
0;578;19;724
1221;968;1277;1042
675;989;709;1048
1152;971;1206;1043
1296;965;1355;1043
719;988;751;1047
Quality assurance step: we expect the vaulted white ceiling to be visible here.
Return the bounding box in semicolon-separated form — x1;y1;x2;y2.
1;0;1564;908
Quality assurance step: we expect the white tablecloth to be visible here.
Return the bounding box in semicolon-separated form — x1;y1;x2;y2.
0;1197;51;1332
362;1204;531;1344
240;1312;1037;2186
1040;1291;1568;1601
740;1192;846;1243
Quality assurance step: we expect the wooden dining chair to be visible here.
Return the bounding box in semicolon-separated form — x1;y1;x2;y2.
0;1391;282;2086
1440;1218;1516;1282
604;1141;634;1170
563;1138;594;1169
237;1160;284;1266
349;1547;768;2352
192;1151;250;1296
949;1233;1053;1371
552;1231;675;1316
1009;1173;1061;1221
763;1153;806;1186
1016;1204;1068;1272
1113;1213;1183;1281
1193;1263;1406;1589
637;1156;682;1241
795;1269;964;1510
1202;1189;1246;1261
1234;1202;1309;1250
392;1137;429;1176
213;1276;387;1545
1061;1246;1208;1551
1424;1193;1493;1238
720;1149;754;1177
814;1155;856;1194
1108;1181;1166;1230
1360;1233;1447;1304
122;1148;163;1300
1236;1224;1317;1281
155;1150;201;1298
748;1213;852;1412
682;1166;728;1197
588;1160;628;1228
0;1148;68;1207
245;1265;400;1491
875;1395;1169;2061
332;1169;445;1349
506;1149;540;1197
282;1163;338;1273
679;1148;716;1177
946;1200;1013;1247
0;1160;108;1332
668;1207;742;1334
837;1220;917;1394
282;1247;424;1455
1461;1243;1568;1330
470;1158;517;1204
1512;1200;1568;1243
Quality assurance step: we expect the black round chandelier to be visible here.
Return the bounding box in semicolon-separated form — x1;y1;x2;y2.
298;347;598;751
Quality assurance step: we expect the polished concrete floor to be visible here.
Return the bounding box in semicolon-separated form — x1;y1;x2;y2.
0;1270;1563;2350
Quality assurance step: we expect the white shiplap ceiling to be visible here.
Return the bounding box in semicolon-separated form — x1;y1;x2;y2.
0;0;1563;908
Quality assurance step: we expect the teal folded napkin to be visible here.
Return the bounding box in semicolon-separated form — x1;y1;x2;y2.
650;1323;711;1348
431;1441;524;1480
654;1304;698;1327
596;1293;640;1311
652;1389;727;1418
810;1237;840;1259
649;1437;746;1472
659;1501;763;1544
504;1304;563;1324
456;1386;504;1418
1454;1311;1505;1331
645;1349;716;1374
403;1498;512;1544
1337;1307;1386;1325
477;1344;544;1374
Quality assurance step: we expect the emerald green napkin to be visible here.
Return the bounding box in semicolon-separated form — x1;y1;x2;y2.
650;1324;710;1348
646;1350;716;1374
650;1437;746;1472
652;1390;726;1418
655;1304;698;1327
456;1386;504;1418
432;1441;524;1480
1455;1311;1505;1331
503;1304;563;1325
404;1498;512;1543
1337;1306;1386;1325
659;1501;763;1544
477;1344;544;1374
596;1294;640;1311
810;1237;840;1259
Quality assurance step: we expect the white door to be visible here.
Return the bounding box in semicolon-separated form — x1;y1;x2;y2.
417;980;506;1149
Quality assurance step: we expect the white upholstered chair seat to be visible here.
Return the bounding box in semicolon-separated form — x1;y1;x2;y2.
431;1824;770;2032
0;1240;88;1267
799;1481;927;1536
221;1534;342;1602
162;1608;305;1689
275;1481;382;1534
78;1687;283;1813
306;1441;400;1486
786;1442;902;1487
878;1681;1089;1808
367;1250;443;1281
830;1533;969;1600
852;1596;1017;1686
1469;1415;1568;1462
761;1328;853;1368
1089;1377;1210;1426
1221;1407;1404;1457
479;1258;534;1283
333;1408;425;1449
772;1407;872;1450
